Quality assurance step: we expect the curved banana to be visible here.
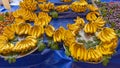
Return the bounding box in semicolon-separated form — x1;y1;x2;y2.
97;28;117;42
38;2;54;12
70;0;88;12
45;25;55;37
87;4;98;11
55;5;69;12
86;11;100;21
19;0;37;11
29;25;44;38
74;16;85;26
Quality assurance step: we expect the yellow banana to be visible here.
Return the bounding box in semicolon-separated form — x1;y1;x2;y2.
45;25;55;37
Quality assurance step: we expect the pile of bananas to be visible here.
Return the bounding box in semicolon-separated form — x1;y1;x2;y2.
86;11;100;21
19;0;37;11
55;5;69;12
61;0;72;2
70;0;88;12
0;23;39;56
63;16;118;63
13;8;37;24
38;2;54;12
34;12;52;26
37;0;47;2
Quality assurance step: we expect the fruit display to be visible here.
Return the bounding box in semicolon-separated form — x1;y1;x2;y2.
63;16;118;64
0;0;119;65
55;5;69;12
0;23;38;55
70;0;88;12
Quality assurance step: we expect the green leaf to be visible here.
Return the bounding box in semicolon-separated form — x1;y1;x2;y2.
38;43;46;51
77;34;81;37
50;11;58;18
64;46;70;56
50;42;59;50
102;59;109;66
110;22;116;28
0;16;4;21
102;56;111;66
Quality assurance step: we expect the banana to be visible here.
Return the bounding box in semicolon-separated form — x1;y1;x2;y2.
19;0;37;11
74;16;85;26
55;5;69;12
45;25;55;37
70;0;88;12
87;4;98;11
37;0;46;2
38;2;54;12
61;0;72;2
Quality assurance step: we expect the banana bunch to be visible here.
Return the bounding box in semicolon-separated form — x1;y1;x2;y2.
70;0;88;12
67;24;80;36
38;2;54;12
14;36;37;53
13;8;37;22
53;26;66;42
103;37;118;49
61;0;72;2
97;28;117;42
28;25;44;38
0;43;14;55
34;12;52;26
84;21;98;33
45;25;55;37
74;16;85;26
15;23;32;35
14;18;25;25
37;0;47;2
96;45;115;55
86;11;100;21
63;30;76;46
55;5;69;12
95;17;106;27
87;4;98;11
69;42;103;62
3;25;15;40
19;0;37;11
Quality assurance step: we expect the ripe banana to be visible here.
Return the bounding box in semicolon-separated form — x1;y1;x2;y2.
61;0;72;2
87;4;98;11
97;28;117;42
74;16;85;26
55;5;69;12
86;11;100;21
38;2;54;12
45;25;55;37
19;0;37;11
70;0;88;12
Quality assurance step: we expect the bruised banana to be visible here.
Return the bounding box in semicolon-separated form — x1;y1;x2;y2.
97;27;117;42
45;25;55;37
70;0;88;12
19;0;37;11
55;5;69;12
38;2;54;12
28;25;44;38
86;11;100;21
